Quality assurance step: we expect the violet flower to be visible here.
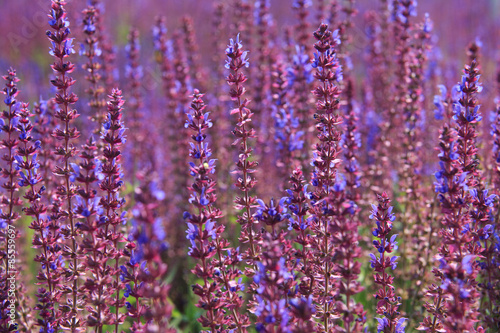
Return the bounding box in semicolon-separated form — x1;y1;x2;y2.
254;197;290;237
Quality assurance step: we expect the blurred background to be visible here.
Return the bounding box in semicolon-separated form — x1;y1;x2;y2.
1;0;499;103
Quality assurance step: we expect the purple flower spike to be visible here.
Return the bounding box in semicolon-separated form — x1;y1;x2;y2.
370;193;406;332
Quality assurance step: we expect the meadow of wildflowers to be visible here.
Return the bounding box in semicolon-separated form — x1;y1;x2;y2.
0;0;500;332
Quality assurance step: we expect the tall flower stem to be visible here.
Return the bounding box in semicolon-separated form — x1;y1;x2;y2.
225;34;259;264
308;23;343;331
369;192;406;333
47;1;82;330
99;90;127;333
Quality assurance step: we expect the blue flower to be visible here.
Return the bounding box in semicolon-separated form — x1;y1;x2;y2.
84;23;95;34
388;234;399;251
390;255;399;270
205;219;217;239
63;38;75;56
454;103;482;123
335;64;343;82
311;52;320;69
434;169;448;193
423;13;433;33
471;188;496;207
372;221;381;237
203;112;213;128
225;34;249;69
433;85;447;120
152;23;167;50
462;254;475;274
93;42;102;57
387;206;396;222
188;187;209;206
333;173;346;192
289;295;315;314
442;277;471;300
292;0;312;9
369;253;378;268
149;181;166;201
254;198;290;226
123;284;132;298
69;163;80;182
480;224;493;240
40;322;55;333
331;29;341;46
273;106;304;153
369;203;378;218
153;218;166;241
461;223;471;234
395;318;407;333
186;223;198;240
451;84;462;102
376;317;389;333
287;45;313;86
396;0;417;23
225;34;242;56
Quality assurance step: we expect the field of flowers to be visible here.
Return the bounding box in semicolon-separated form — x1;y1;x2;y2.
0;0;499;332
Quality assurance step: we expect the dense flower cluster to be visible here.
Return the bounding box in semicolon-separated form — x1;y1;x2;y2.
127;171;174;332
185;90;249;331
225;34;260;269
0;0;500;332
46;1;83;330
369;192;406;333
0;69;24;332
98;89;129;331
307;23;343;331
